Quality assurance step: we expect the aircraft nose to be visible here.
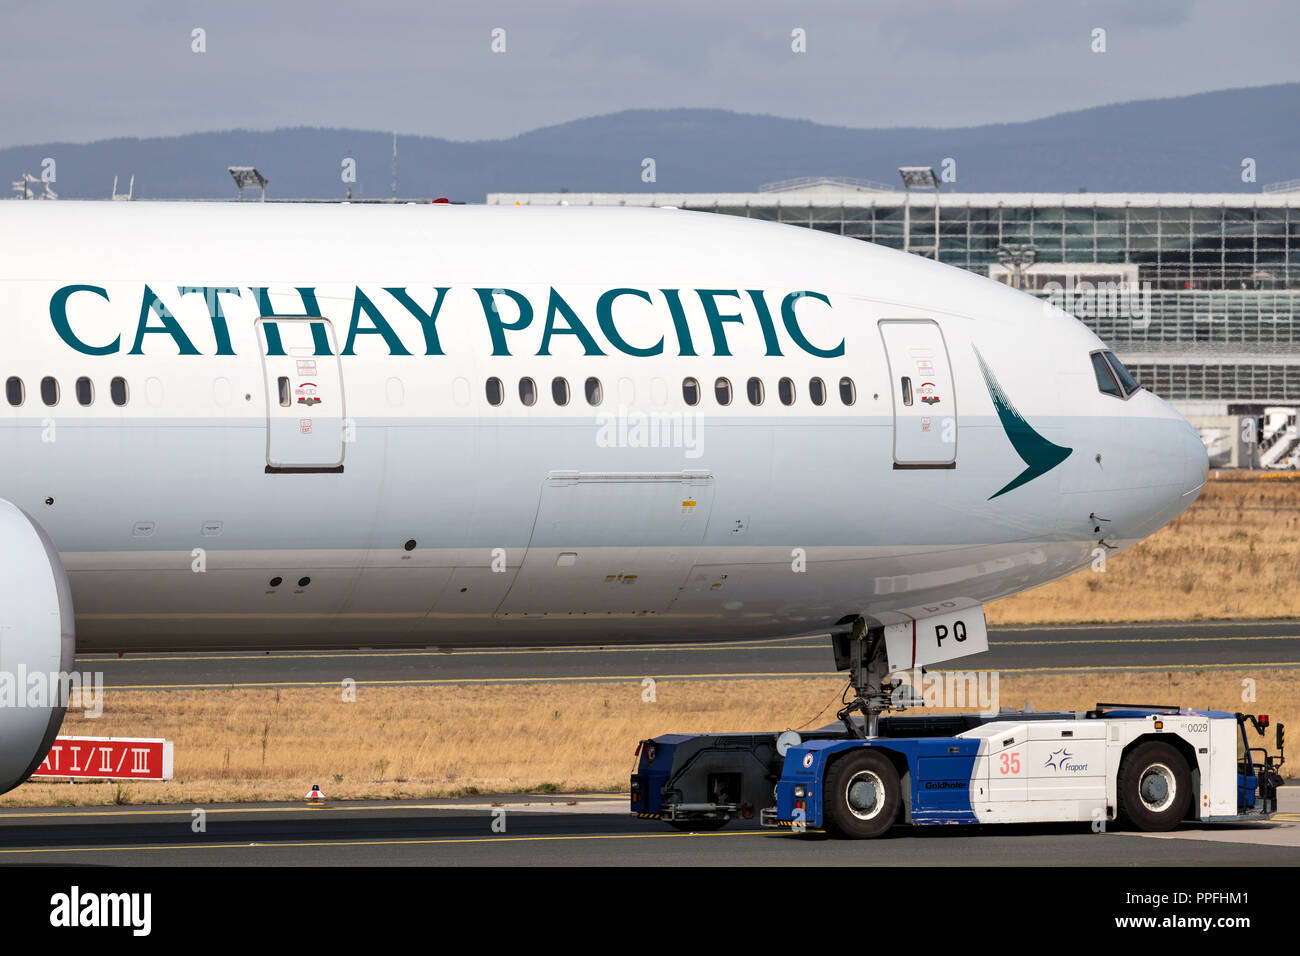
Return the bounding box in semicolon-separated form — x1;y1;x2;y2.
1180;420;1209;500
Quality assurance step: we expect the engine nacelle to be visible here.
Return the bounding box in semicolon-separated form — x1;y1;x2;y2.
0;499;75;794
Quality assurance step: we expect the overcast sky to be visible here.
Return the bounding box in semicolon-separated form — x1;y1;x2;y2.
1;0;1296;149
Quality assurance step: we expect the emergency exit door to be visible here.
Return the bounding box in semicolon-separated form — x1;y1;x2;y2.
879;319;956;467
256;318;346;472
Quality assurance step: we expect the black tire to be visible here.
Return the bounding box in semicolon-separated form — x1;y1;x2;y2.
1116;741;1191;832
823;749;900;839
666;818;729;832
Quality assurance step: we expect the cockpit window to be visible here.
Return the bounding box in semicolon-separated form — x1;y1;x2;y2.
1104;351;1140;395
1090;352;1123;397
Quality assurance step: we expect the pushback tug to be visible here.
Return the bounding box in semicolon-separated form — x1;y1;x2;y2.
632;627;1285;838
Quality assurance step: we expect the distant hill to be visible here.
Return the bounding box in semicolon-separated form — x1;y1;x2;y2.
3;84;1297;201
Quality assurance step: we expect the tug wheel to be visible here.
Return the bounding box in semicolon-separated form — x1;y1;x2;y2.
824;749;900;839
1117;741;1191;832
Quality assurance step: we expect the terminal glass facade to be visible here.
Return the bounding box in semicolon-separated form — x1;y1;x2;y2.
691;195;1300;404
726;201;1298;291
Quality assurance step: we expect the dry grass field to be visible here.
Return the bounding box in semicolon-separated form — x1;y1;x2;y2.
987;475;1300;624
8;668;1296;806
8;477;1299;807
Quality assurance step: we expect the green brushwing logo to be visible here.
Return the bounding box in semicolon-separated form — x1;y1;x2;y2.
974;346;1072;499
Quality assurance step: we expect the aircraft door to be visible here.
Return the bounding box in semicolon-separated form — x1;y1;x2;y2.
879;319;956;467
256;317;346;472
497;471;715;616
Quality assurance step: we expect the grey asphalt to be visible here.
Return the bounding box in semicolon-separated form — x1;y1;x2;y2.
72;620;1300;690
23;618;1299;867
2;790;1298;866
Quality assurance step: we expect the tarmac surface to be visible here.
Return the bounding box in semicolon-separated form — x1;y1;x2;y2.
73;620;1300;690
1;789;1298;866
24;618;1297;866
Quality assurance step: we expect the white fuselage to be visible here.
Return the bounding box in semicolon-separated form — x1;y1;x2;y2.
0;201;1207;650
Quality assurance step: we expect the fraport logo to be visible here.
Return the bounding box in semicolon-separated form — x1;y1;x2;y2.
1044;748;1089;773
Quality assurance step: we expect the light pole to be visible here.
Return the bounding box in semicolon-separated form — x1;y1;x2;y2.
899;166;940;260
997;243;1038;290
228;166;268;202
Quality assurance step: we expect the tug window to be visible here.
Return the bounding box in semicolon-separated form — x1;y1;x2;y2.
585;377;603;406
839;376;856;406
551;377;570;406
5;377;23;406
714;377;733;406
808;377;826;406
682;377;701;406
485;377;504;406
110;376;129;406
1091;352;1123;397
778;377;796;406
746;377;765;406
40;376;59;406
75;376;94;406
518;377;537;407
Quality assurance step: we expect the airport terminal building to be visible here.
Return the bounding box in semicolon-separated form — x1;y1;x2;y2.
489;180;1300;467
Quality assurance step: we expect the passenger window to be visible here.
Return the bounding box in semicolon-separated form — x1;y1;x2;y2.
778;377;796;406
746;377;764;406
41;376;59;406
110;376;129;406
585;377;603;406
809;377;826;406
5;376;23;406
277;376;291;407
901;377;913;407
682;377;700;406
551;377;570;406
714;377;733;406
1091;352;1122;397
519;377;537;407
485;377;504;406
839;376;856;406
75;377;94;406
1104;352;1140;395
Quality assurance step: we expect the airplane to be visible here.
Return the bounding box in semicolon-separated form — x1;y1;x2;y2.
0;199;1208;793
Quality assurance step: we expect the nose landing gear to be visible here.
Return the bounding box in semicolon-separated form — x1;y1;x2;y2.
832;617;898;738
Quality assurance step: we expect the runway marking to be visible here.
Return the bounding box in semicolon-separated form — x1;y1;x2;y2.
91;659;1300;691
79;611;1300;627
73;628;1300;667
8;803;1292;823
0;828;779;856
103;672;845;690
8;820;1298;857
0;800;628;821
993;661;1300;674
73;639;827;665
991;621;1300;632
993;634;1300;646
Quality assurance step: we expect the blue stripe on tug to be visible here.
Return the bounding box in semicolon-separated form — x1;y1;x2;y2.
777;738;982;828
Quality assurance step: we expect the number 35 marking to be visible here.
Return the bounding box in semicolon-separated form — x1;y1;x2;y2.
999;753;1021;775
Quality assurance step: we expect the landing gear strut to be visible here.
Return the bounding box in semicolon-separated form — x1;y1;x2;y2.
831;617;896;738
